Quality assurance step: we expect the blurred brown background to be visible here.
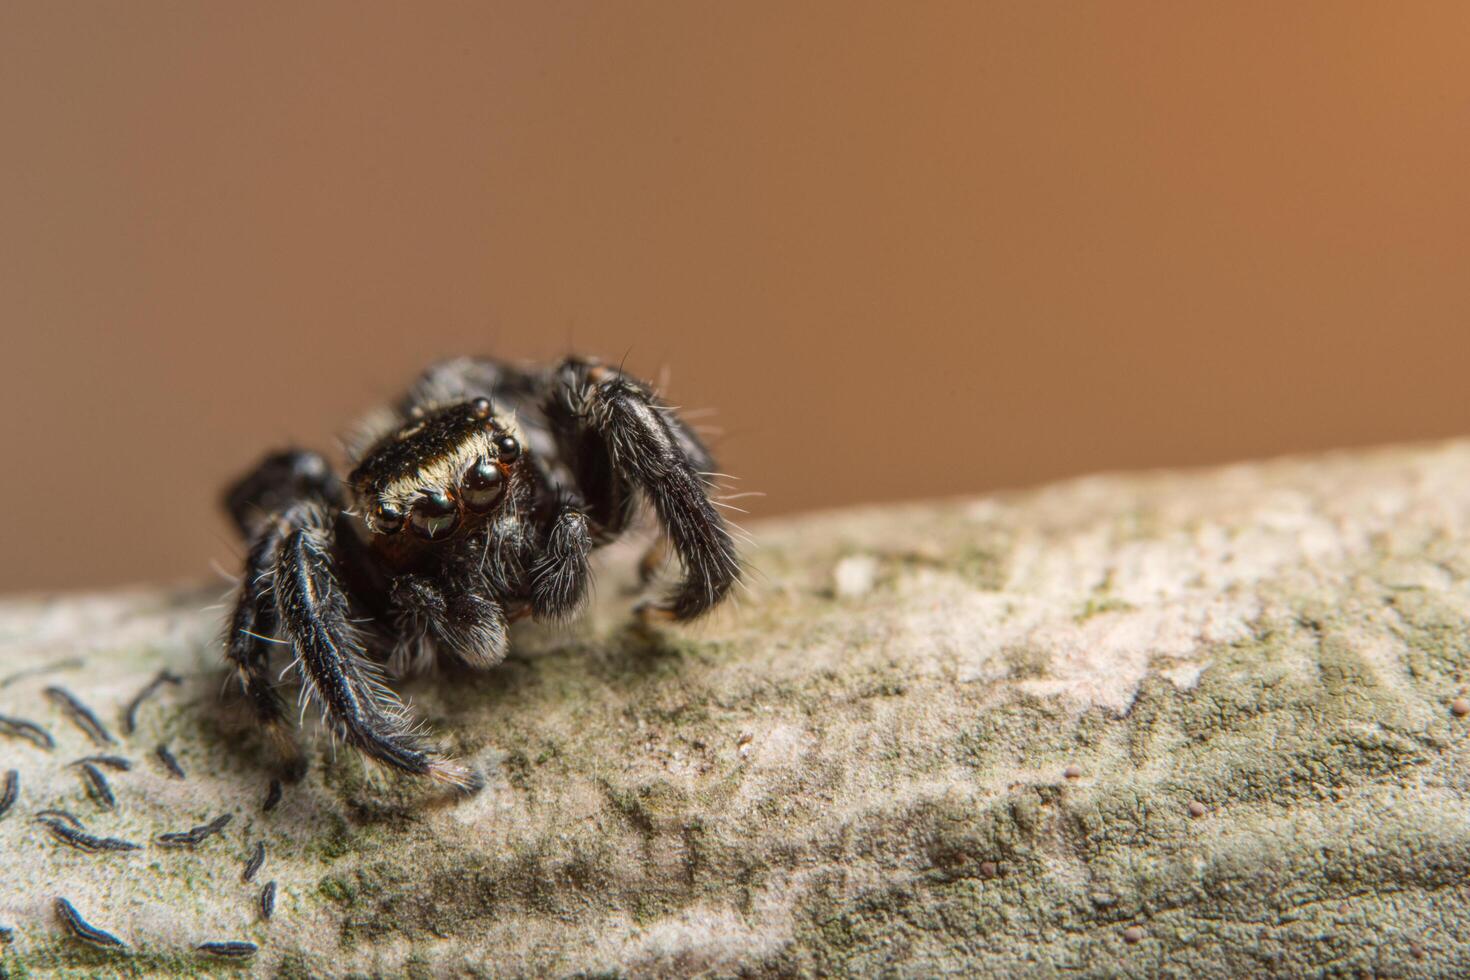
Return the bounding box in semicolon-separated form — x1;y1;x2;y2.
1;2;1467;592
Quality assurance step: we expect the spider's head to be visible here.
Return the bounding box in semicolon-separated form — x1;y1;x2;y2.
347;398;523;543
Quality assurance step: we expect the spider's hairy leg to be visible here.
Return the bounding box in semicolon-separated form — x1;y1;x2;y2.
223;449;342;537
274;505;475;789
223;526;299;770
389;567;510;672
551;360;741;621
222;448;341;774
530;498;594;621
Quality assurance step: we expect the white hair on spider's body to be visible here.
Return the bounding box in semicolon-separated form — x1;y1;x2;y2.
343;396;529;528
371;422;523;516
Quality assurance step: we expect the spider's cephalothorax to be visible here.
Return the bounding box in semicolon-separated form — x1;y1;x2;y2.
222;357;740;787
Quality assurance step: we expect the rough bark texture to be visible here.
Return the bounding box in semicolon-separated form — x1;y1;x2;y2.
4;443;1470;977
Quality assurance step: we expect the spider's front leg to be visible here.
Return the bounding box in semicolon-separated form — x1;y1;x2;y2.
546;359;741;621
270;503;474;787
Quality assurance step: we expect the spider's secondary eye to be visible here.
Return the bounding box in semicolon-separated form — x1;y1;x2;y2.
470;397;492;418
373;502;406;534
461;459;504;512
496;435;521;463
409;491;460;541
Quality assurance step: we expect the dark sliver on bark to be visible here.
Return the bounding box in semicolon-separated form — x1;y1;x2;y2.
78;762;116;810
44;687;115;746
0;714;55;750
41;819;141;853
0;656;83;688
122;669;183;734
0;770;16;819
34;808;82;827
156;813;232;847
155;744;186;779
56;897;127;949
198;941;258;958
243;841;266;882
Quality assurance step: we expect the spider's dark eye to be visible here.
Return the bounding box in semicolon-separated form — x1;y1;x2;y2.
496;435;521;463
409;491;460;541
470;397;492;419
373;502;405;534
461;459;504;512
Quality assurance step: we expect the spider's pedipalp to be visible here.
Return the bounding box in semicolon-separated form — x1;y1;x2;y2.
529;501;594;621
390;566;510;671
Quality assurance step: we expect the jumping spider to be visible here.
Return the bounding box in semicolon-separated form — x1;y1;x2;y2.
222;356;740;787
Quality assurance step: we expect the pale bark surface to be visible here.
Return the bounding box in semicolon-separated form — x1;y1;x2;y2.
3;443;1470;977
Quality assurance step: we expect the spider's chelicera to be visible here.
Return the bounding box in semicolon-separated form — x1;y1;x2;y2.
222;357;740;787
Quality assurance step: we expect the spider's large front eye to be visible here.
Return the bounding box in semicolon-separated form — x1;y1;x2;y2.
373;502;406;534
409;491;460;541
461;459;504;512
